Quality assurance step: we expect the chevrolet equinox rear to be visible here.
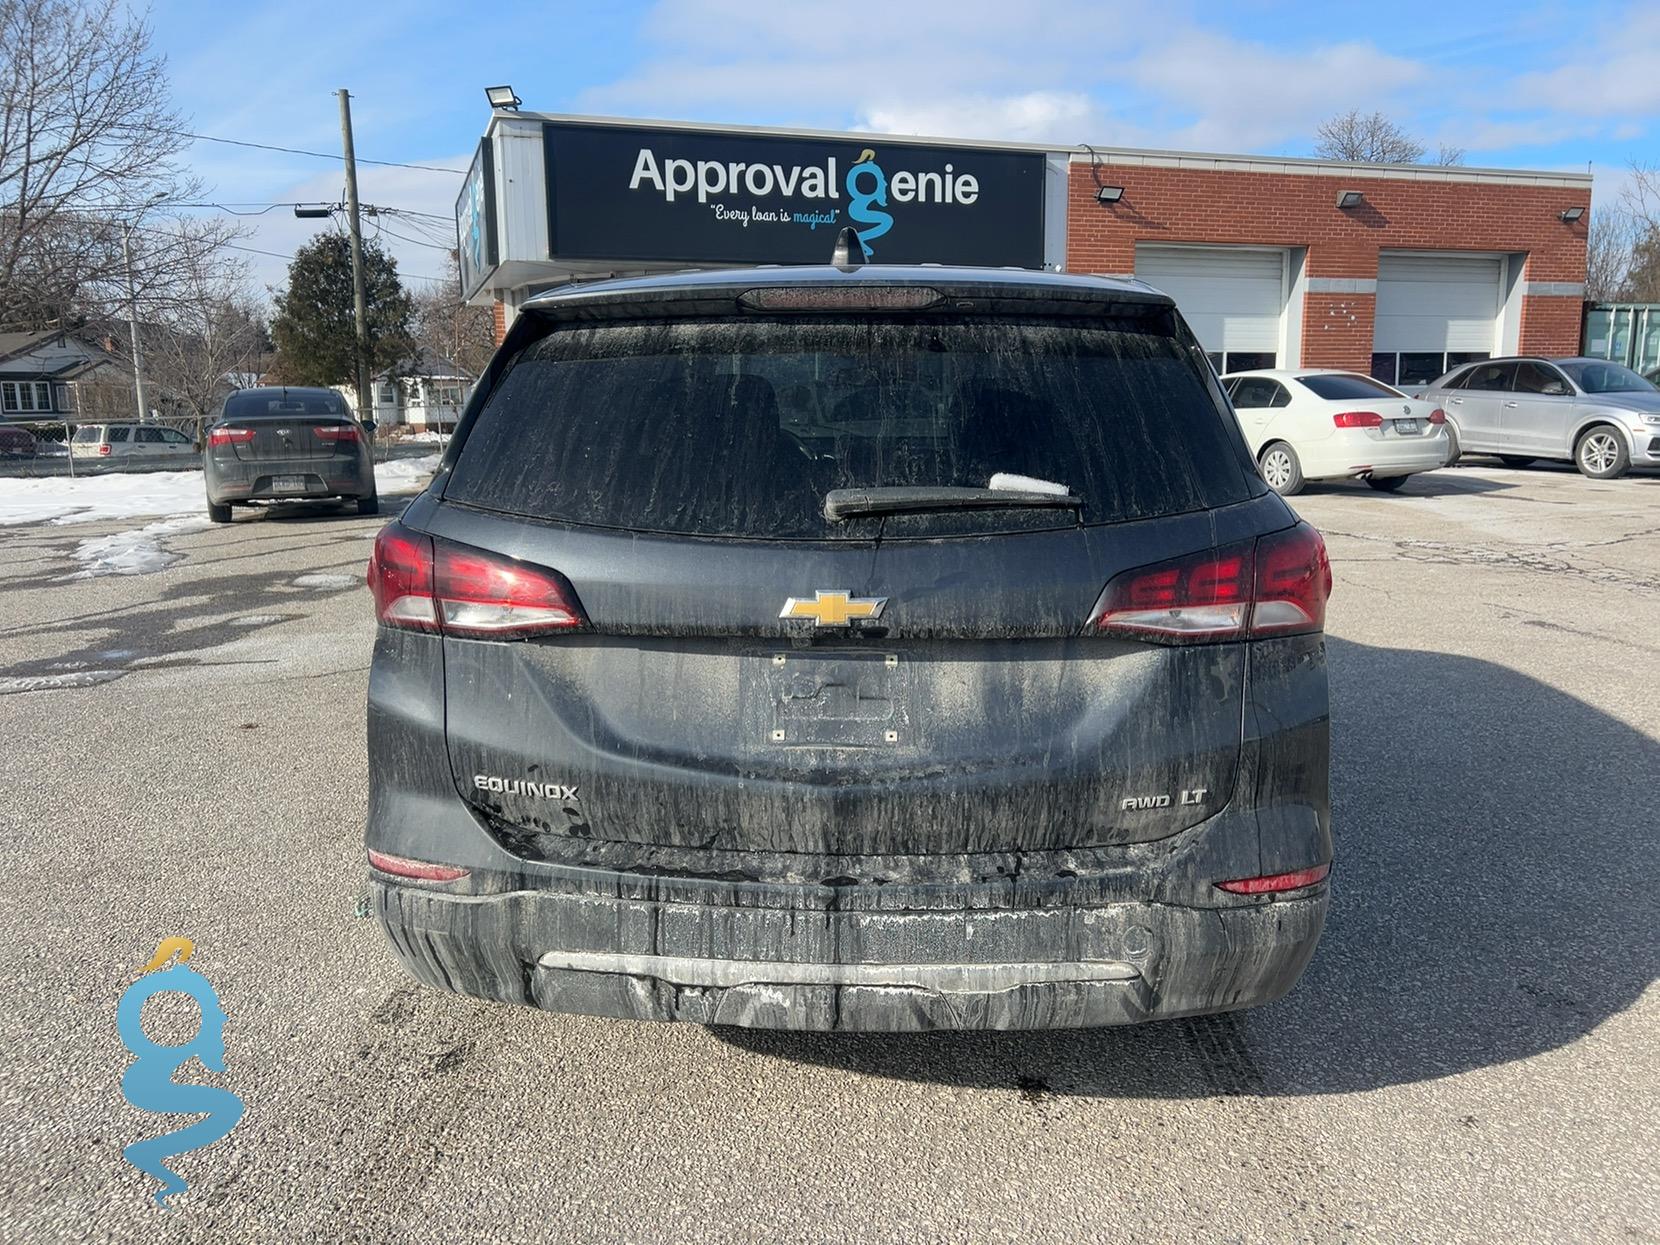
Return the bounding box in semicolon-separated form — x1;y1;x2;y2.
364;260;1333;1032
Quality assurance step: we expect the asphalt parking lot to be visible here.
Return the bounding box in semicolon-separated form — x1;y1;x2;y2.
0;460;1655;1243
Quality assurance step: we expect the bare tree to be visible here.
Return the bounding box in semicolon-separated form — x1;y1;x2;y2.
1433;143;1466;167
0;0;198;326
1314;111;1425;163
1615;163;1660;303
412;253;496;379
1585;206;1637;303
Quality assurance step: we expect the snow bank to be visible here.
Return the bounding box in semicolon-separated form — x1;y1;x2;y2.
0;470;205;527
0;453;440;528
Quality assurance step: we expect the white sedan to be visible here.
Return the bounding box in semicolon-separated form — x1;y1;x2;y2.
1219;369;1450;496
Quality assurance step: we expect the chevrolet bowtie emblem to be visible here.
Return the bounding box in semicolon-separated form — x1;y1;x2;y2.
779;590;888;627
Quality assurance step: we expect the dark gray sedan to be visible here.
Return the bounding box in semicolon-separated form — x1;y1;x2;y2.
203;387;377;522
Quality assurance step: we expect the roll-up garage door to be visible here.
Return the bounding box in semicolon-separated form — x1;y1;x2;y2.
1374;254;1501;353
1134;245;1286;369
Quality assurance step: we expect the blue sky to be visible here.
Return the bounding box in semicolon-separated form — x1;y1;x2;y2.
140;0;1660;293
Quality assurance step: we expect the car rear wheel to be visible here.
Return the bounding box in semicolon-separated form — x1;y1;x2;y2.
207;500;232;524
1442;422;1461;466
1498;455;1535;468
1575;426;1629;479
356;490;380;516
1259;442;1305;496
1365;474;1408;492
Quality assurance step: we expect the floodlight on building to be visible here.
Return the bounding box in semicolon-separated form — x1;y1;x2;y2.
1096;185;1124;204
484;85;522;110
1559;205;1585;223
1336;190;1364;209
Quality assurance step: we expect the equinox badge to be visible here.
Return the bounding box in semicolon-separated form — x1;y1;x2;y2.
780;590;887;627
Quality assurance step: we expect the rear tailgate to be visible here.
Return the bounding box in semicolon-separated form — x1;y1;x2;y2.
227;417;356;462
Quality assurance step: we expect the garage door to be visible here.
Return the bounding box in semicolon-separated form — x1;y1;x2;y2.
1373;254;1502;387
1134;245;1286;372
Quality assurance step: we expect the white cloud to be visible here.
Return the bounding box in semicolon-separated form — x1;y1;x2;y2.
1512;7;1660;116
856;92;1108;144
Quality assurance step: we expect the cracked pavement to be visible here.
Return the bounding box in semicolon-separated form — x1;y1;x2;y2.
0;459;1655;1243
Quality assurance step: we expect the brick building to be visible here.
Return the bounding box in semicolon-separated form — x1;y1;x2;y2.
461;112;1591;387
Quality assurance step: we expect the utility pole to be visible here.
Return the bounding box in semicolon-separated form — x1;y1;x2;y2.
338;88;372;421
121;221;148;421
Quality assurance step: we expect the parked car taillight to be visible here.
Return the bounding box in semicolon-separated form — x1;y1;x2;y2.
1428;408;1446;425
368;520;588;639
1093;524;1331;644
313;425;361;444
98;443;111;455
207;427;255;447
1332;411;1384;428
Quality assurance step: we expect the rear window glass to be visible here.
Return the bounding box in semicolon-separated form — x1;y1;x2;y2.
72;426;101;442
446;317;1255;540
223;390;346;418
1299;374;1402;400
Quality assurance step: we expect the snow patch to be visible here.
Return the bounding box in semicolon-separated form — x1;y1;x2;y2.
68;515;213;578
0;670;126;695
0;470;204;526
375;453;442;486
291;572;360;590
229;613;286;627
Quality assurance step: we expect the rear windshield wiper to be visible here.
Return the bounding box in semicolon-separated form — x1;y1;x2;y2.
824;485;1083;522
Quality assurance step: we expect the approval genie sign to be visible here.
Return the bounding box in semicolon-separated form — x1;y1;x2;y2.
543;121;1045;268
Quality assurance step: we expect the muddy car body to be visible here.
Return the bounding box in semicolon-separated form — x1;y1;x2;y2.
365;262;1333;1032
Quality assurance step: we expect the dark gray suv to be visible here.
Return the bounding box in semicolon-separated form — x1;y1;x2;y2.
365;259;1334;1032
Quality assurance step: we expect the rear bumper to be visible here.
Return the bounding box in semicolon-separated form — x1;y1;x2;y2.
206;454;371;501
372;873;1327;1031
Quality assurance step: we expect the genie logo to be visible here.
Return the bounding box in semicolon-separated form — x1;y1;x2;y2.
117;937;245;1206
846;148;893;258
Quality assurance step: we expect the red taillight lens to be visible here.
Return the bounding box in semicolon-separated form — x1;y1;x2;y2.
1251;523;1332;636
1332;411;1383;428
368;522;439;630
367;520;587;638
208;427;255;447
367;849;468;882
313;424;361;443
1428;408;1446;425
1217;863;1330;895
1094;541;1255;641
1094;524;1331;644
98;443;111;455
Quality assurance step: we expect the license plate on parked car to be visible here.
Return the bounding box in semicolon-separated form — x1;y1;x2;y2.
1393;419;1420;434
273;475;307;493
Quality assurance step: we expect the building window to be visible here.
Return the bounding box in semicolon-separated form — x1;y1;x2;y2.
1370;351;1491;387
54;384;74;412
1206;351;1277;375
1;381;54;413
377;382;396;406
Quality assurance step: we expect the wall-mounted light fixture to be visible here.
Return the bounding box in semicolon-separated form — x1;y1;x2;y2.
1095;185;1124;205
1336;190;1364;209
484;85;522;110
1559;205;1585;223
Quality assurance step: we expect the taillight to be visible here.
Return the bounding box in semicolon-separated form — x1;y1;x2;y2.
1093;524;1331;644
208;427;255;447
314;424;361;443
1332;411;1383;428
1217;863;1330;895
98;443;111;455
1428;408;1446;425
367;849;468;882
367;520;587;639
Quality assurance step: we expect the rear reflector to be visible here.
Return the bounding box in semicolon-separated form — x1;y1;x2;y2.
367;849;469;882
208;427;256;446
1093;523;1331;644
368;520;587;639
1333;411;1384;428
313;424;361;443
738;286;943;313
1216;863;1330;894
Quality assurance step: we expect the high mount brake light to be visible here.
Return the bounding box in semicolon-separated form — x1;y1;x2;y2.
1332;410;1384;428
1093;524;1331;643
367;520;587;639
1217;863;1330;894
737;286;944;313
208;427;255;446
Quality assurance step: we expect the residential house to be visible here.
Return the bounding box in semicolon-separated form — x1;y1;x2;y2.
338;351;474;431
0;329;134;423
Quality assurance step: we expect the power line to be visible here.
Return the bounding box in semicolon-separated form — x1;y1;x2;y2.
113;123;466;175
